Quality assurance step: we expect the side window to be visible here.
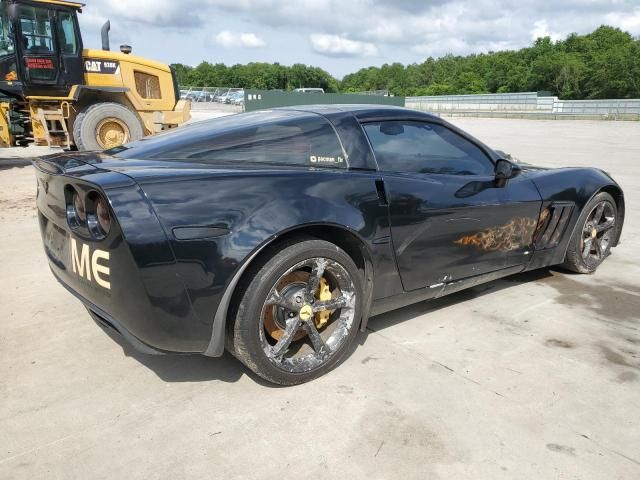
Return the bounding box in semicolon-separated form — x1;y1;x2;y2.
134;72;162;99
57;12;78;54
18;6;54;54
363;121;494;176
128;114;346;168
18;6;56;81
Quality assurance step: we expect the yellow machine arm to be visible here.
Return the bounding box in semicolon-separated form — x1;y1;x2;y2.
0;102;11;147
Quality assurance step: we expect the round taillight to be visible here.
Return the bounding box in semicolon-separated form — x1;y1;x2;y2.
73;192;86;223
96;196;111;235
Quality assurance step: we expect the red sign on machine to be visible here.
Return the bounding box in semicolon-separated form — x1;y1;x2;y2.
25;58;55;70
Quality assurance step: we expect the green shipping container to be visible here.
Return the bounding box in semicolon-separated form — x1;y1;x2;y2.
244;89;405;112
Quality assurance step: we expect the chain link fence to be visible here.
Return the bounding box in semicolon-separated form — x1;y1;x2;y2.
179;86;245;112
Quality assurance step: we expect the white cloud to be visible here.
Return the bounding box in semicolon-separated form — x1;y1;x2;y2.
214;31;267;48
103;0;203;27
605;9;640;35
362;21;406;43
310;34;378;57
80;0;640;77
531;20;562;42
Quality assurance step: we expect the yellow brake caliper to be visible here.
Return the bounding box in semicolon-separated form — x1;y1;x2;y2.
314;277;333;329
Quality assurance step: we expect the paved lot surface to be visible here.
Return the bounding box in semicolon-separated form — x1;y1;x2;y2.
1;117;639;479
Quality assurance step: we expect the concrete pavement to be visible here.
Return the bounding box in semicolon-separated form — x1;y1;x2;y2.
1;117;639;479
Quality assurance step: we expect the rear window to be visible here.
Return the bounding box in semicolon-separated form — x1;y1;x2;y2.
111;110;346;168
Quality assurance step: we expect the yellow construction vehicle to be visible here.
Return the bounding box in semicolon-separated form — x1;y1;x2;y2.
0;0;190;150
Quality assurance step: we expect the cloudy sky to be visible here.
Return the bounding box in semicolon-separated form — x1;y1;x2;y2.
79;0;640;78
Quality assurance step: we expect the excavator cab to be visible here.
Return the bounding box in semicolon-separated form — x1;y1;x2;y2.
0;0;190;150
1;0;84;97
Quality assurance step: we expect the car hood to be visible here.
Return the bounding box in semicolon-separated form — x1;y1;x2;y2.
518;161;549;172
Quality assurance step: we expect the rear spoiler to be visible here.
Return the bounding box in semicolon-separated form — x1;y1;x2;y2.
32;152;104;175
33;158;64;175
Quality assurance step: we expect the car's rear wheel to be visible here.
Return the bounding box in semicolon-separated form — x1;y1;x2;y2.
227;238;362;385
563;192;618;273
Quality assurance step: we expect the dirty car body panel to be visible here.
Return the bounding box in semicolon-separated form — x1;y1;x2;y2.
33;105;625;358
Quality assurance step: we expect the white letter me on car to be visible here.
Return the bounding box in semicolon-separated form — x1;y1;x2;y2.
71;238;111;289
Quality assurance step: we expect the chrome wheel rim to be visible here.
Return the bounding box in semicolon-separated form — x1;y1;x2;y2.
259;257;356;373
581;200;616;262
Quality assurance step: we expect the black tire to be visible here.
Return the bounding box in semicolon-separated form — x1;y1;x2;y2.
73;102;144;151
563;192;618;273
227;238;363;385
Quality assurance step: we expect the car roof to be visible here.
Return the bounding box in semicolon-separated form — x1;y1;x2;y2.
276;104;442;122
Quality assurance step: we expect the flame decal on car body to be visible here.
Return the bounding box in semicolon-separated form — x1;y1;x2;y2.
454;209;551;252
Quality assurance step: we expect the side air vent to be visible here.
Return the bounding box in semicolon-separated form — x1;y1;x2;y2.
534;203;575;250
375;179;388;206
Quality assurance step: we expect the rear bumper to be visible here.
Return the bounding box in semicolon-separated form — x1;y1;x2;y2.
52;268;168;356
34;162;215;354
38;204;212;354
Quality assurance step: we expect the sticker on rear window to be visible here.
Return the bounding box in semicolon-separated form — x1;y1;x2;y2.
310;155;344;164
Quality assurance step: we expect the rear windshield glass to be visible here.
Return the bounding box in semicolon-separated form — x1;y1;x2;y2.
110;110;346;168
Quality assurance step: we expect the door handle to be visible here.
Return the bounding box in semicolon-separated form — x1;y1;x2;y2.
59;55;67;74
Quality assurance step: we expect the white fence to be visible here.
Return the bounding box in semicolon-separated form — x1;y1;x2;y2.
552;99;640;117
406;92;539;112
406;92;640;119
353;90;392;96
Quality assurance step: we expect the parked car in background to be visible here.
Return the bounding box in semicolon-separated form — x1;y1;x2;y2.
216;92;231;103
227;91;245;105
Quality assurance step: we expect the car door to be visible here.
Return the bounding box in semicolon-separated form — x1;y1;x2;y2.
15;4;59;86
494;164;544;270
12;4;83;96
362;120;540;292
54;8;83;91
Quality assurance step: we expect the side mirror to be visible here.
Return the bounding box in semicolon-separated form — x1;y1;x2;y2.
494;159;521;187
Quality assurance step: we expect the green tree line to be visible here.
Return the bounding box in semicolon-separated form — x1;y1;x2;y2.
173;26;640;99
173;62;340;93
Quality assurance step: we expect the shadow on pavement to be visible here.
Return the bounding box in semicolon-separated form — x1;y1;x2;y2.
97;304;372;387
0;158;32;170
98;324;274;385
95;268;565;385
368;268;554;332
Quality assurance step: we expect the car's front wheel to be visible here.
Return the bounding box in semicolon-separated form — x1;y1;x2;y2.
227;238;362;385
563;192;618;273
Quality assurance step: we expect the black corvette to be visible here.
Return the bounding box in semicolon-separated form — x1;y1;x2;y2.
34;105;625;385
